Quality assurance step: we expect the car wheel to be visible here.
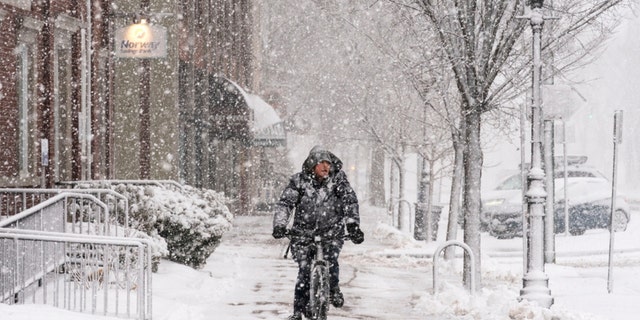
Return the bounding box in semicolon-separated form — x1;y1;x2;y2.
612;209;629;232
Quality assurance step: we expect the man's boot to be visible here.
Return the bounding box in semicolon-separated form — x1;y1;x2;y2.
288;312;302;320
330;287;344;308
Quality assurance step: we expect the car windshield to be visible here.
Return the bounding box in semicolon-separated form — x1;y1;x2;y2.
494;167;606;191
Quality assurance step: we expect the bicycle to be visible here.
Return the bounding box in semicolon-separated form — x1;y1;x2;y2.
285;229;351;320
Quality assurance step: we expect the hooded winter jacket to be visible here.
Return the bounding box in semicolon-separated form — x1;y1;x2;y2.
272;146;360;237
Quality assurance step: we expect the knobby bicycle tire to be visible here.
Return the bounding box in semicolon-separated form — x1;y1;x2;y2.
309;263;330;320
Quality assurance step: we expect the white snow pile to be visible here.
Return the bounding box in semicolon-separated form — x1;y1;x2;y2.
0;304;123;320
414;281;601;320
371;222;602;320
372;221;424;249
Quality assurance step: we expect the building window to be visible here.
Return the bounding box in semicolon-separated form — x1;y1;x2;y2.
15;43;36;177
53;44;74;181
13;17;43;181
0;0;30;11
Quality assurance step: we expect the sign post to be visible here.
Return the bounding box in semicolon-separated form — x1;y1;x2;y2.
607;110;623;293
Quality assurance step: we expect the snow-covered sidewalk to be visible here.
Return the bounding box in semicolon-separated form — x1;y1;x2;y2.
3;204;640;319
150;205;640;320
151;208;446;320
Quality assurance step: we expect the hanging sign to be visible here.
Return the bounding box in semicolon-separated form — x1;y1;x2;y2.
115;22;167;58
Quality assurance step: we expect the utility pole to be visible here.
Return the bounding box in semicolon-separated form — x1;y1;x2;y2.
519;0;554;308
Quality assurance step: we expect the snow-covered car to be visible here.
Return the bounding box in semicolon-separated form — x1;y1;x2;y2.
482;160;631;239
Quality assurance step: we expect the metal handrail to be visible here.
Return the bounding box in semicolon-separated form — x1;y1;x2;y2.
0;228;152;319
58;180;184;192
0;188;129;236
0;190;152;319
0;193;110;235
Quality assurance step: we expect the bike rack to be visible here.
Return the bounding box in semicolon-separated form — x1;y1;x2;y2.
389;199;414;232
432;240;476;295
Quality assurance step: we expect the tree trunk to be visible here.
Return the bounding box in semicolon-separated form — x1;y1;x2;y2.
445;120;464;260
370;146;386;207
426;158;436;241
397;157;407;232
462;109;483;291
389;158;397;226
416;155;429;240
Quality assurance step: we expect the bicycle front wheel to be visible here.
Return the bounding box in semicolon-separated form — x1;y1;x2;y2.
309;264;330;320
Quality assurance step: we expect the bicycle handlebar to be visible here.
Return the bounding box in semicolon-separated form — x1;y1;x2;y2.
285;229;351;242
282;229;351;259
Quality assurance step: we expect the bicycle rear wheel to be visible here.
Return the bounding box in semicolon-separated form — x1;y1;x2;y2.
308;263;330;320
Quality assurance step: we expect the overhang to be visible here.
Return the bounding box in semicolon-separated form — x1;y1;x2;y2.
217;77;286;147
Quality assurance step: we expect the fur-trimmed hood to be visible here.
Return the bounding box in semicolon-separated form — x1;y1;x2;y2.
301;145;343;175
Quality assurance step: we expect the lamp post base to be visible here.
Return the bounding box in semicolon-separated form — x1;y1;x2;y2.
519;270;554;308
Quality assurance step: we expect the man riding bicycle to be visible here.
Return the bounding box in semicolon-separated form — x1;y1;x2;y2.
272;146;365;320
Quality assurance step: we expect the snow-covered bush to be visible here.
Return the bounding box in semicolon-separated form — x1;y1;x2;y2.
79;182;233;270
151;186;233;269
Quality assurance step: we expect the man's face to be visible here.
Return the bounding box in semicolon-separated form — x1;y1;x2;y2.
313;161;331;181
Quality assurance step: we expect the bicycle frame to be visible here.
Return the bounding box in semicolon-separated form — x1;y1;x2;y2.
286;230;349;320
308;235;330;320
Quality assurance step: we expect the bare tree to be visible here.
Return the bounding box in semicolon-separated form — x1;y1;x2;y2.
391;0;631;289
257;0;437;216
257;1;630;290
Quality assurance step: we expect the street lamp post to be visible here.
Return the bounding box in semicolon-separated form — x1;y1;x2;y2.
519;0;554;308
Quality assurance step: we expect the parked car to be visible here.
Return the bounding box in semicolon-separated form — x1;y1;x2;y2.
482;158;630;239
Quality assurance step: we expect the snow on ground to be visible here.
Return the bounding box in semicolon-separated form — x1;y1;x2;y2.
2;204;640;319
0;304;123;320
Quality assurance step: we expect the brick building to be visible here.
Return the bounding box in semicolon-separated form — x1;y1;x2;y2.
0;0;285;214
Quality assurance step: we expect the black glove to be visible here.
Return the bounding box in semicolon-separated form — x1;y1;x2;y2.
272;225;287;239
347;223;364;244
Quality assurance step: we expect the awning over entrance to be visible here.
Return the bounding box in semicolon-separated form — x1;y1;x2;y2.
218;77;286;147
246;94;286;147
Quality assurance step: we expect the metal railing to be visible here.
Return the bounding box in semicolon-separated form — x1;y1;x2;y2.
0;193;111;236
0;229;152;319
0;192;151;319
59;180;184;192
0;188;129;237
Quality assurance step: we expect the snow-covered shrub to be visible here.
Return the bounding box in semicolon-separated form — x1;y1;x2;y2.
79;182;233;270
151;186;233;269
